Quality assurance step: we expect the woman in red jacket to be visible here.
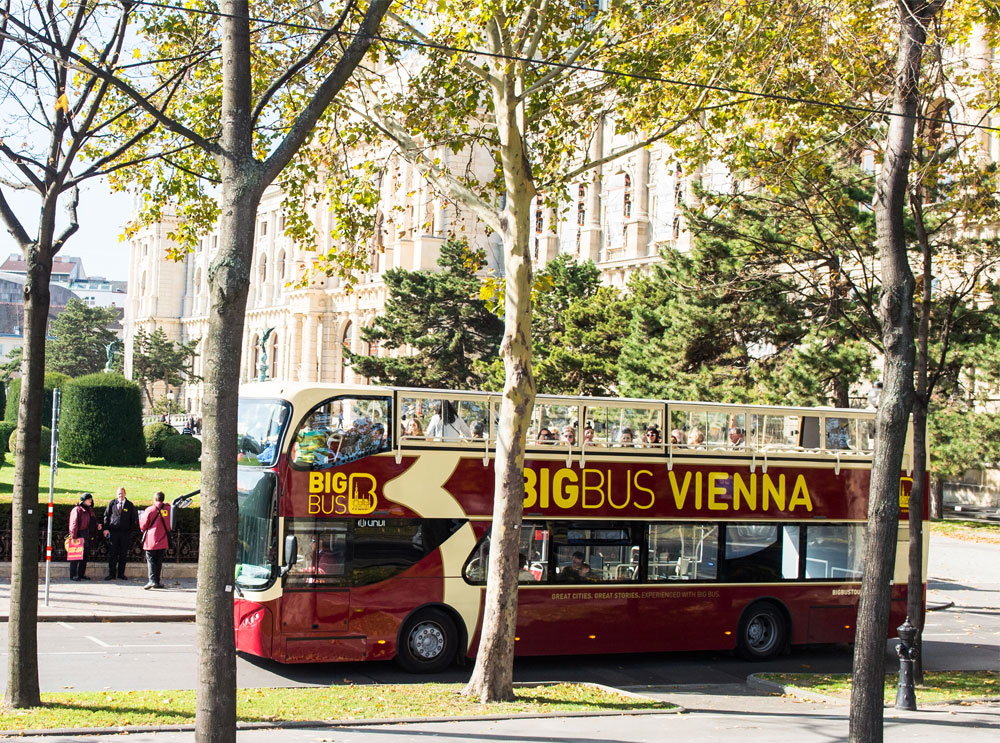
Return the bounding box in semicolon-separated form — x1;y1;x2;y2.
68;493;100;581
139;491;172;590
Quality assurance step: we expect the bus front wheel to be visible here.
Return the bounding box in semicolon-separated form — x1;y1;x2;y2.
397;608;457;673
737;602;787;661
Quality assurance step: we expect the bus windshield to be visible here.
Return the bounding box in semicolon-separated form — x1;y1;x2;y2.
236;469;278;590
237;399;291;466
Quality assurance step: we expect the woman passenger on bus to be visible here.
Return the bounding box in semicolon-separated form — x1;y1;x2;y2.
617;428;634;447
536;428;555;444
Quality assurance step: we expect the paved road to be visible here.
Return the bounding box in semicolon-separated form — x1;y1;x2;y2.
0;533;995;694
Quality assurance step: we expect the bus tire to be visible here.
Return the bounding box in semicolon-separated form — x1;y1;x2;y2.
396;608;457;674
737;602;787;661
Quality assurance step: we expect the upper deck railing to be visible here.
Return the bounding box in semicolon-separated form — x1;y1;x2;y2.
240;382;912;475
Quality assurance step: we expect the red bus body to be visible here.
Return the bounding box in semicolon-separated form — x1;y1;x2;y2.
234;384;926;667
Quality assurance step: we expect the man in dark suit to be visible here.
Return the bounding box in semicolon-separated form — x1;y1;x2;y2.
103;487;138;580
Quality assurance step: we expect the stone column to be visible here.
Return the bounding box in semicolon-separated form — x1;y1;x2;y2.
302;313;318;383
287;313;302;382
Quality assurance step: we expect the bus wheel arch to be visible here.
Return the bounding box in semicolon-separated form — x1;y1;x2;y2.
395;604;463;673
736;599;790;661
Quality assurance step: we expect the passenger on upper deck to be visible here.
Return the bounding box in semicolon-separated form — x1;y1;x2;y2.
618;428;634;446
582;424;595;444
561;425;576;446
470;420;486;439
687;427;705;447
426;400;471;441
643;424;661;447
729;427;746;447
402;416;424;439
536;427;555;444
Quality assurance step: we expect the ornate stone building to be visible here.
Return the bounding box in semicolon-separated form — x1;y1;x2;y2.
125;130;712;414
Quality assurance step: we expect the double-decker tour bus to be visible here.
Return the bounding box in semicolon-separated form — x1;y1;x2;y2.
233;383;924;672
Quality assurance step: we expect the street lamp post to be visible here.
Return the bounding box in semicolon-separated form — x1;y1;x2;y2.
167;390;174;424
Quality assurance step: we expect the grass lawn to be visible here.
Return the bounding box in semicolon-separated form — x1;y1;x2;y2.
929;519;1000;545
0;454;201;506
759;670;999;704
0;683;671;731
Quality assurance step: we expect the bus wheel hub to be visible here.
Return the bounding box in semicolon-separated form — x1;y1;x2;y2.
411;622;445;659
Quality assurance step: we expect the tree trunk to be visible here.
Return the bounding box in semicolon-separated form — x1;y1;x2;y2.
930;477;943;519
849;2;941;741
194;1;260;740
3;246;53;708
907;191;934;685
462;59;536;704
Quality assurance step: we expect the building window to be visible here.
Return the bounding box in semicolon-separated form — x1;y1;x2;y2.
260;221;268;236
577;184;587;226
623;174;632;219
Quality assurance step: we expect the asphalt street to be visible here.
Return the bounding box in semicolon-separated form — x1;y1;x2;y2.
0;533;995;694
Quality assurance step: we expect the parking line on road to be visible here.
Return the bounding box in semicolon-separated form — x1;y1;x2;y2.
57;622;74;630
85;635;111;647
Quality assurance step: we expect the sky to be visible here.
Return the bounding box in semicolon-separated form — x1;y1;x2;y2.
0;179;134;281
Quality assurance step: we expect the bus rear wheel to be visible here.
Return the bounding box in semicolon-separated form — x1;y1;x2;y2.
396;608;457;674
737;603;787;661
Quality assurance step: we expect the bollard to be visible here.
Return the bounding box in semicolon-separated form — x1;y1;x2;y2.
895;618;919;710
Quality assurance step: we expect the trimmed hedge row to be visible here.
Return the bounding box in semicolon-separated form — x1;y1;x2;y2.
0;502;200;537
5;373;69;423
0;421;16;455
60;374;146;466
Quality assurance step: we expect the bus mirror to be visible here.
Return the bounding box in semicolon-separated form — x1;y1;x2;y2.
282;535;298;576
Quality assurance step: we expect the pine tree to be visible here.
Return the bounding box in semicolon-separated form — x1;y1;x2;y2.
348;239;503;389
45;299;120;378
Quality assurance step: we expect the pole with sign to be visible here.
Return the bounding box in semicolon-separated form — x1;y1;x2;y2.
44;387;60;606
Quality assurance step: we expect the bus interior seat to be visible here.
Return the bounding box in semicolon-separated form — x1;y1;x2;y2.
799;416;820;449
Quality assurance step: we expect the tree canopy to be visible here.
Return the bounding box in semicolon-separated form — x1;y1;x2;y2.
46;300;120;378
348;238;503;389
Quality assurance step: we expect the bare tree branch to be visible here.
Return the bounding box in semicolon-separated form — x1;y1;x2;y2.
0;186;31;249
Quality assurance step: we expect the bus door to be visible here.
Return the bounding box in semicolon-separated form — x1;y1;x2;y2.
283;521;351;636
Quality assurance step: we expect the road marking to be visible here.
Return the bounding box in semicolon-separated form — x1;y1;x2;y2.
57;622;74;630
84;635;111;647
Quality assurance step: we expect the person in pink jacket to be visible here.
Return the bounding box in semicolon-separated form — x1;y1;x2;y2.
139;491;172;590
68;492;100;581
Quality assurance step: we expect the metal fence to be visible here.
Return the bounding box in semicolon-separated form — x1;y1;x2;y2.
0;529;200;563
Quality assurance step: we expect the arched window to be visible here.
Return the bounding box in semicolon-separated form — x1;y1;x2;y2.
268;332;279;379
258;253;267;284
623;174;632;219
577;184;587;226
277;250;286;281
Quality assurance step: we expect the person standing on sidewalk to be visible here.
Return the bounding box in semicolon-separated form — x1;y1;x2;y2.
68;493;100;581
103;487;138;580
139;491;172;590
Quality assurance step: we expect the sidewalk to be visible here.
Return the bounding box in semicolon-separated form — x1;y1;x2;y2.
0;573;196;622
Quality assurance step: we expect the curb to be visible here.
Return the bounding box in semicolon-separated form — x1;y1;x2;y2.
0;614;195;623
747;673;848;705
0;682;682;737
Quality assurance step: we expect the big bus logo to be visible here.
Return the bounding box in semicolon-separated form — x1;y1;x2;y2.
308;472;378;515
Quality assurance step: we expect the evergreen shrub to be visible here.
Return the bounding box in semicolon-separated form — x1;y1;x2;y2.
8;426;52;463
0;420;16;455
144;422;179;457
5;373;70;423
59;373;146;465
162;434;201;464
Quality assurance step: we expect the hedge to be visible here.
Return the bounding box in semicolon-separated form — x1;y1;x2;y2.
8;426;52;464
4;372;70;423
59;374;146;466
162;434;201;464
0;502;201;562
144;422;180;458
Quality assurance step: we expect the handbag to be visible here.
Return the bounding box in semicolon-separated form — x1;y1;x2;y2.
64;536;85;561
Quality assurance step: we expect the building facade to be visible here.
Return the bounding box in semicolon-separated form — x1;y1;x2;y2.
124;133;705;414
